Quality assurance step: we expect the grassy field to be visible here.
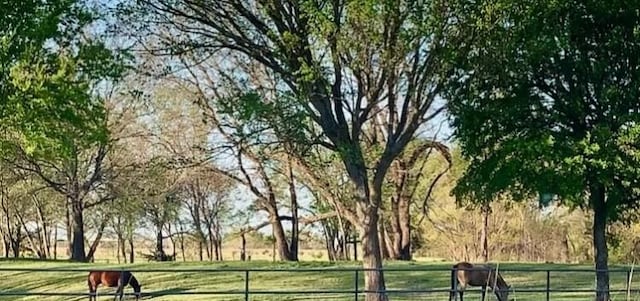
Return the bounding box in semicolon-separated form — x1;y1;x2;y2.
0;259;640;300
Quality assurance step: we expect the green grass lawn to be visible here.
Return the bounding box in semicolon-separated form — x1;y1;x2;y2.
0;259;640;300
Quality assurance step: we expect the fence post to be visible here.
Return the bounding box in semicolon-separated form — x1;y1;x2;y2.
546;270;550;301
245;270;250;301
627;268;632;300
354;269;359;301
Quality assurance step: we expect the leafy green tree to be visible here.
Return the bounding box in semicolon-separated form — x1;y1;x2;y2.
0;0;129;261
127;1;458;298
446;1;640;299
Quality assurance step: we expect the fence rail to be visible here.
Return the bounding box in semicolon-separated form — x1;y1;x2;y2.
0;266;637;300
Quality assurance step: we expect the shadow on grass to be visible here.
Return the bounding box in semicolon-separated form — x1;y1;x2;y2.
143;288;190;299
0;258;73;263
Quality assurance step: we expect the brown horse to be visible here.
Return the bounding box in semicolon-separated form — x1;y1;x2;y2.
450;262;512;301
88;270;141;300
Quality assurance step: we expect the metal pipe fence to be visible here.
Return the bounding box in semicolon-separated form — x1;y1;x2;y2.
0;266;638;300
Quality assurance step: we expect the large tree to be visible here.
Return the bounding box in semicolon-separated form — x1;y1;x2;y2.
0;0;128;261
127;1;457;299
446;1;640;300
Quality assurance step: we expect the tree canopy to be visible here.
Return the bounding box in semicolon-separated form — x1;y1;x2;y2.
446;0;640;299
0;0;128;158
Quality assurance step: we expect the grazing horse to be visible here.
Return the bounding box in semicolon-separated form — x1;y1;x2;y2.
88;270;141;300
450;261;512;301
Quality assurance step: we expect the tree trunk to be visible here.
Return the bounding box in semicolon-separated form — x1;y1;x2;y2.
116;235;121;264
116;224;127;263
269;213;293;261
480;203;490;262
120;237;127;263
177;224;186;262
361;208;388;301
70;198;87;262
287;158;299;261
65;202;72;257
216;238;223;261
128;237;135;263
323;221;337;261
86;218;108;262
4;233;10;258
215;221;223;261
11;232;20;258
16;210;43;258
398;195;412;260
53;225;57;260
562;228;571;263
240;232;246;261
591;183;609;301
34;196;50;258
207;226;215;261
378;221;390;260
155;222;166;260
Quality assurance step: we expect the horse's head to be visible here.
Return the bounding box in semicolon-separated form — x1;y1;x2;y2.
497;284;512;301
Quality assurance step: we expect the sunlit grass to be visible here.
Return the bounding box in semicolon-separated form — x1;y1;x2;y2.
0;259;639;300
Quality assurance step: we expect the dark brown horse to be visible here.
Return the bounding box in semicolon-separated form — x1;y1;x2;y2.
88;270;141;300
450;262;512;301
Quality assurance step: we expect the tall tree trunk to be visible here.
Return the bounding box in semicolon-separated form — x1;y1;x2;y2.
562;228;571;263
269;212;293;261
4;233;10;258
177;223;186;262
240;232;246;261
120;234;127;263
398;194;412;260
155;222;165;260
287;158;299;261
480;203;490;262
86;218;108;262
322;221;337;261
215;220;223;261
116;235;121;264
66;201;72;257
217;239;223;261
207;226;215;261
189;189;209;260
115;217;127;263
53;225;57;260
361;207;387;301
338;216;349;261
70;197;86;262
388;198;402;259
33;196;50;258
16;210;43;258
11;229;20;258
128;237;135;263
591;182;609;301
379;220;390;260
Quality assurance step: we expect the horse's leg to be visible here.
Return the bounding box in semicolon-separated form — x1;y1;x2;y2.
113;285;123;301
481;285;486;301
114;280;124;301
88;284;96;301
459;290;464;301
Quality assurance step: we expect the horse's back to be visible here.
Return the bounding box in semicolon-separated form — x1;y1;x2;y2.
453;261;493;287
88;271;123;287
